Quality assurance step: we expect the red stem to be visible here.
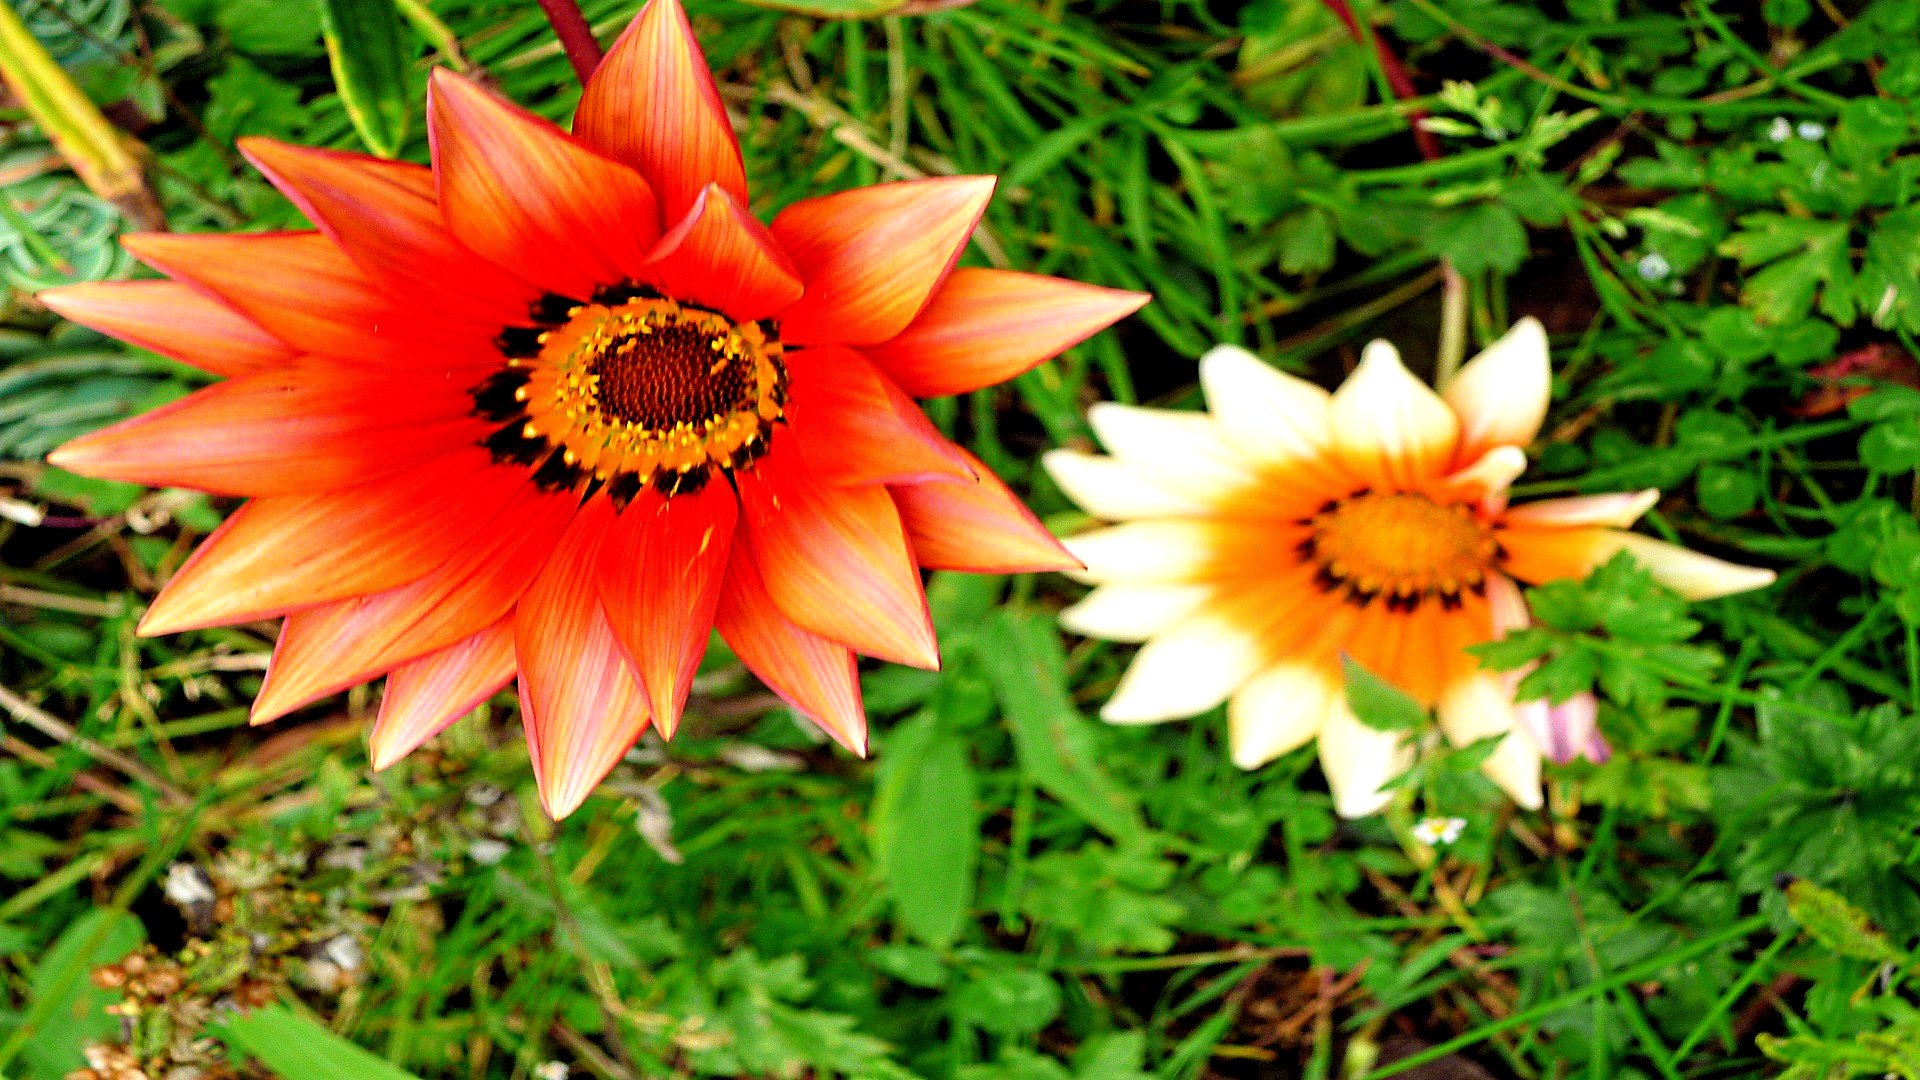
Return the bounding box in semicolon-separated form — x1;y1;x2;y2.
1318;0;1441;162
537;0;605;85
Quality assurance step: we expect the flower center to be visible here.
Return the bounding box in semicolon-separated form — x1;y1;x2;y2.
473;290;785;500
1306;492;1494;605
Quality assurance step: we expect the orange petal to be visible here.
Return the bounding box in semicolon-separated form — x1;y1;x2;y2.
599;482;737;738
46;362;482;496
238;138;533;322
249;484;577;725
734;435;938;669
783;346;973;486
121;231;495;367
429;69;662;300
572;0;746;224
516;499;651;820
771;176;996;346
713;541;865;754
641;183;802;322
38;280;293;377
891;447;1078;573
141;450;523;635
863;268;1148;398
368;621;516;770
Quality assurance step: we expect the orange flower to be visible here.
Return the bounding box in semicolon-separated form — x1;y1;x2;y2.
1047;320;1773;816
40;0;1146;818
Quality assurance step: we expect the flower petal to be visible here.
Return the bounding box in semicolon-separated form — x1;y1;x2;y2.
1229;661;1338;769
516;500;651;820
1436;671;1542;809
862;268;1148;398
1442;317;1550;463
1498;527;1776;600
1062;520;1220;584
783;346;973;486
735;435;937;668
1101;611;1264;724
1502;490;1660;529
599;482;737;738
891;447;1077;574
1059;582;1210;643
1518;691;1609;766
1198;345;1352;489
1609;533;1778;600
238;137;533;321
1042;449;1210;520
572;0;746;224
1086;403;1268;506
139;450;523;635
38;280;293;377
429;68;662;300
771;176;995;346
714;544;866;754
1317;701;1411;818
368;621;515;770
248;484;577;725
642;183;803;322
46;362;482;496
1329;339;1459;491
1434;446;1527;506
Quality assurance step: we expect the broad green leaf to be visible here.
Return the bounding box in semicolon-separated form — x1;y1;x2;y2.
19;909;144;1080
1342;654;1427;732
218;1004;424;1079
873;717;978;948
319;0;409;157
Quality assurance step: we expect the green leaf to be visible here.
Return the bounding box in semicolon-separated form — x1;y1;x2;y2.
1342;654;1427;732
1785;879;1911;965
218;1004;425;1079
725;0;904;15
19;909;144;1079
873;720;978;949
319;0;410;157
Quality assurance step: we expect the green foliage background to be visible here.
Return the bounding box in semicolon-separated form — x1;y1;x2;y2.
5;0;1920;1076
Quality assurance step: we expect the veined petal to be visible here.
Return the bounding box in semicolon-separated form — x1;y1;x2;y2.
47;362;481;496
429;68;662;300
783;346;973;486
735;435;938;669
1059;582;1210;643
1317;701;1411;818
573;0;746;223
140;450;522;635
39;280;293;377
599;483;737;738
1498;526;1776;600
517;500;651;820
1042;450;1210;520
891;447;1078;574
862;268;1148;398
1229;662;1338;769
1519;692;1609;766
120;231;494;366
1503;490;1660;529
249;484;576;725
1438;672;1543;809
1101;611;1264;724
1062;520;1220;584
1330;339;1459;491
239;138;532;321
1198;345;1350;487
772;176;996;346
1442;317;1550;464
714;544;865;754
642;183;802;323
1085;403;1267;506
368;621;515;770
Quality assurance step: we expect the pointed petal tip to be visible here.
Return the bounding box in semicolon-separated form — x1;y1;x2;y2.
541;784;593;821
1358;338;1406;373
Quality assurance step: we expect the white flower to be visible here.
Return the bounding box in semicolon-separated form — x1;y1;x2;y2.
1797;120;1827;141
1636;252;1672;282
1767;117;1793;142
535;1063;570;1080
1413;817;1468;846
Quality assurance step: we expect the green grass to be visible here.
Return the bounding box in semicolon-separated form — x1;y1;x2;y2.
6;0;1920;1077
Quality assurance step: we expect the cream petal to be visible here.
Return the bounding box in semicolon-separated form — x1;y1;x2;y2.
1061;520;1217;584
1060;582;1211;643
1443;317;1551;460
1228;662;1337;768
1436;446;1528;504
1086;402;1258;500
1482;725;1545;809
1438;672;1543;809
1100;612;1264;724
1503;490;1661;529
1330;340;1460;491
1198;345;1337;467
1485;572;1530;635
1611;533;1777;600
1317;703;1412;818
1042;449;1209;521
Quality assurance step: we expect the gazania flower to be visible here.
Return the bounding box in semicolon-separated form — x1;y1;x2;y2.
39;0;1146;818
1044;320;1773;816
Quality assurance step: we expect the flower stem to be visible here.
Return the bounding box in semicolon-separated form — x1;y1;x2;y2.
1435;263;1468;384
537;0;604;85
